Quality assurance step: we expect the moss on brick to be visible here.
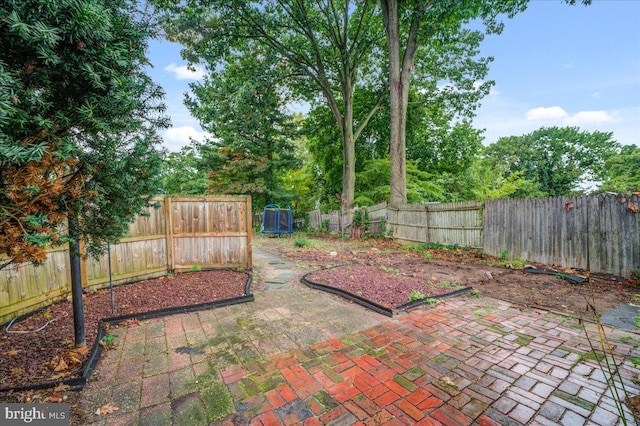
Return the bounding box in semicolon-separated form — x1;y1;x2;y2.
202;383;235;422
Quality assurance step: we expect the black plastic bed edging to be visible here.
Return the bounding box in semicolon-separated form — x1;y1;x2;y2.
301;270;394;317
523;267;587;285
0;273;253;394
396;286;474;311
301;267;475;317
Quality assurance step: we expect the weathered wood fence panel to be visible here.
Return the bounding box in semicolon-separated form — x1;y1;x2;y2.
367;202;388;235
85;200;168;289
0;195;252;324
307;194;638;278
587;194;639;277
426;201;483;248
483;194;639;277
167;196;252;271
389;204;429;244
0;247;71;323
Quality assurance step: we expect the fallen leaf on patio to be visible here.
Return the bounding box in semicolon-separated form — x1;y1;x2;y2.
44;392;65;403
441;376;457;388
95;404;120;416
54;383;70;392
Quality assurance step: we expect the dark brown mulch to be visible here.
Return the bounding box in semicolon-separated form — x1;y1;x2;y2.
303;264;471;308
0;270;249;390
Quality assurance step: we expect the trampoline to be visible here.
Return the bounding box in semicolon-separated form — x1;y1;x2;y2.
260;204;293;236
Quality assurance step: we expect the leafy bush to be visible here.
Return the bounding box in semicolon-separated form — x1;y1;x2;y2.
408;290;427;302
294;238;308;247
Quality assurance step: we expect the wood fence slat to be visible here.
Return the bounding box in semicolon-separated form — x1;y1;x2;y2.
1;195;251;324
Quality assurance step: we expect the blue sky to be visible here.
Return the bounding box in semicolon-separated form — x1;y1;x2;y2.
147;0;640;153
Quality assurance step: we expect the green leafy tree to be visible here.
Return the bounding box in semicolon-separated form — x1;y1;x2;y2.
0;0;169;268
354;159;444;206
161;146;209;195
483;127;620;197
380;0;529;205
186;48;299;209
154;0;386;208
599;144;640;193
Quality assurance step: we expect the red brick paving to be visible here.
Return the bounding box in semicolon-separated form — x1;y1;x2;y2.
79;292;640;425
215;299;640;424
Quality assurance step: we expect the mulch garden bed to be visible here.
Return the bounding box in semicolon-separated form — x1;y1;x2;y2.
0;270;249;391
302;264;472;310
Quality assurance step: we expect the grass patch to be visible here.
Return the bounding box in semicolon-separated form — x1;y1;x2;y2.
202;383;235;422
620;336;640;346
513;334;534;346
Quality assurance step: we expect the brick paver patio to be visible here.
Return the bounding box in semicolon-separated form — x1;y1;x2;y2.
76;249;640;425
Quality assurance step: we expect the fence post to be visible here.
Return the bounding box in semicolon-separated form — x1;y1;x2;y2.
164;196;174;271
424;204;430;244
246;196;253;269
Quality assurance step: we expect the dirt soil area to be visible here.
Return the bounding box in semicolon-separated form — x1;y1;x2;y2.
257;234;640;315
0;270;248;392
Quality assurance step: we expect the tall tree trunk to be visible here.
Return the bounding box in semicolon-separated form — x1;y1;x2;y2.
68;214;86;348
342;86;356;209
382;0;405;206
381;0;423;207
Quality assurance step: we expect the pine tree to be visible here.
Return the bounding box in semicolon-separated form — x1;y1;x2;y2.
0;0;169;269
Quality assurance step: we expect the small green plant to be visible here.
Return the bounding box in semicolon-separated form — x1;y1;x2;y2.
453;285;466;291
379;217;388;238
469;289;480;297
440;281;452;288
425;298;438;305
100;332;116;348
294;237;308;247
500;250;509;261
407;290;427;302
631;269;639;279
632;295;640;304
42;310;52;318
379;265;400;275
423;251;432;262
190;264;202;272
554;273;565;280
580;350;606;362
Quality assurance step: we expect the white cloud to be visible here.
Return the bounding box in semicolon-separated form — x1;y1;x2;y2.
164;63;205;80
525;106;617;127
161;126;211;152
525;106;568;121
591;91;601;98
564;110;617;126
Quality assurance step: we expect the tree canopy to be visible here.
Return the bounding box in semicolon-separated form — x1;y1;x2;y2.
482;127;620;197
185;46;299;207
154;0;386;208
0;0;168;268
599;144;640;193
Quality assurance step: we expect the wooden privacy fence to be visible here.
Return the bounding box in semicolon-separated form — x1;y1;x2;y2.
307;194;639;278
483;193;639;278
0;195;252;325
